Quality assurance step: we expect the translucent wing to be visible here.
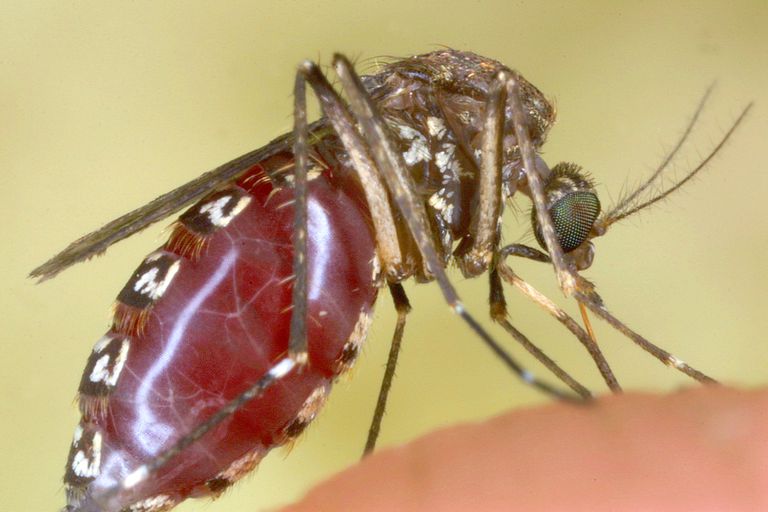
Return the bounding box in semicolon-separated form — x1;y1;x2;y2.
31;121;326;282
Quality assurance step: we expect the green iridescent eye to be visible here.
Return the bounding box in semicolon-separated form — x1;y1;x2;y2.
532;163;601;253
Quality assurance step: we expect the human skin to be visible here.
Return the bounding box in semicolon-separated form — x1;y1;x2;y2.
281;386;768;512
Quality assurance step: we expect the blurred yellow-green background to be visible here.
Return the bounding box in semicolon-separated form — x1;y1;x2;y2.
3;2;766;511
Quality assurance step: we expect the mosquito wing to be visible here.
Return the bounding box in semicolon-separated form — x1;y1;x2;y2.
30;120;327;282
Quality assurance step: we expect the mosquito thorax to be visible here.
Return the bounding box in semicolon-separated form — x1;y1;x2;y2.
372;50;556;142
359;50;559;280
532;162;601;261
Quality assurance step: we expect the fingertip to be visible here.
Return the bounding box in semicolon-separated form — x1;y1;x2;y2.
282;387;768;511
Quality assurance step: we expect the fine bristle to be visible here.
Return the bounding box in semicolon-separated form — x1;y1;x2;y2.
165;223;209;260
113;302;151;336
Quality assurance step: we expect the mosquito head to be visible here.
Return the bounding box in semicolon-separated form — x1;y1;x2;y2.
531;162;601;269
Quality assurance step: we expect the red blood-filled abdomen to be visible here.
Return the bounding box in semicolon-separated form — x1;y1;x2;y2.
64;162;379;511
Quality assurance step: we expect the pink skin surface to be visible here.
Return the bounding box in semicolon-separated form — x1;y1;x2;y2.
283;386;768;512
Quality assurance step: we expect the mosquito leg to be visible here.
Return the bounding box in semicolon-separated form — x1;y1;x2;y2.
494;260;621;392
363;283;412;457
505;75;591;300
328;55;583;401
488;268;593;397
458;74;594;395
287;65;311;363
457;74;592;399
456;68;505;277
494;244;620;391
464;74;597;398
498;238;717;384
297;62;405;282
573;290;717;383
296;65;588;441
500;245;715;385
501;244;551;263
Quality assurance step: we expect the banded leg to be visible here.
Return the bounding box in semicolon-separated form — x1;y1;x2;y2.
498;248;716;383
498;245;713;386
324;54;582;401
488;269;593;398
465;73;600;398
498;247;716;382
363;283;412;457
295;61;577;453
494;262;621;392
574;294;717;383
497;244;620;391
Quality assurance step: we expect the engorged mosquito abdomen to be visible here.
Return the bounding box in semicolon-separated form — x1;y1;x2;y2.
64;158;379;511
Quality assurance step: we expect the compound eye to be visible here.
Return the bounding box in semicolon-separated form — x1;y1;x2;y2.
532;163;601;253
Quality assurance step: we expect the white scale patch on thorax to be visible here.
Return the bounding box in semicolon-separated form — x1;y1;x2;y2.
430;141;460;225
436;140;462;177
428;193;447;212
396;124;431;166
427;116;447;139
393;115;459;250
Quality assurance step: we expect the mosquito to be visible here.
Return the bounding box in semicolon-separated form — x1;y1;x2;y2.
31;49;751;512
